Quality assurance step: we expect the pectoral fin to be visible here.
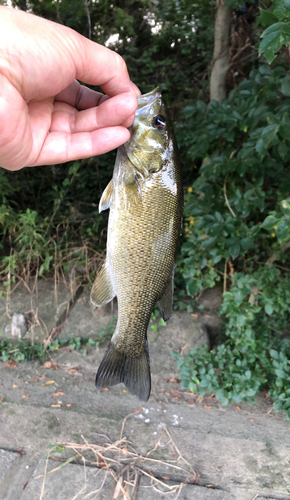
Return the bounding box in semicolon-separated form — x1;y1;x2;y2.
157;267;174;321
90;263;115;307
99;179;113;213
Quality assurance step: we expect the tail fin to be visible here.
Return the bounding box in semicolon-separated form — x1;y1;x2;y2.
95;341;151;402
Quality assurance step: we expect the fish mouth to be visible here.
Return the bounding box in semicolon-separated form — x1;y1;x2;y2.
137;87;161;110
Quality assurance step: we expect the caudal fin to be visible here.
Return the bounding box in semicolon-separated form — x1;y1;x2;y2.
95;341;151;402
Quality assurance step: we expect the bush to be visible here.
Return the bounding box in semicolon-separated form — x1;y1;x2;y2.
175;65;290;417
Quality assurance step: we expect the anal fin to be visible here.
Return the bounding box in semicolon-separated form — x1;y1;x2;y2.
95;341;151;401
157;266;174;322
90;263;115;307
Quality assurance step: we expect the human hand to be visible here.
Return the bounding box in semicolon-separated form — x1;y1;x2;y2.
0;7;140;171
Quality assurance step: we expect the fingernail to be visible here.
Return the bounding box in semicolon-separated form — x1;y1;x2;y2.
129;82;141;96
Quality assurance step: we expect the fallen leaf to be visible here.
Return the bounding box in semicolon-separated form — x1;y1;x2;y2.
161;476;170;480
57;401;62;404
24;381;29;384
148;471;155;478
236;406;241;410
6;363;17;368
205;484;215;489
204;405;212;409
23;481;28;490
33;377;39;383
40;374;46;379
123;389;128;393
22;395;29;399
250;418;255;422
16;448;25;455
13;384;19;388
41;380;55;386
66;404;72;407
102;388;109;392
52;392;66;396
191;314;199;318
0;398;3;403
98;457;105;468
51;404;61;408
45;361;59;369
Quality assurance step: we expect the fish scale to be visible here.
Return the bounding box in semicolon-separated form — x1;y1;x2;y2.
90;88;183;401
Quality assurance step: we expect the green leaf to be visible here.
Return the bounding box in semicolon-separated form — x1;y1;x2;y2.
240;237;253;250
279;123;290;140
255;138;266;157
68;162;80;175
276;368;285;378
259;9;279;29
261;124;280;147
276;221;290;242
237;315;246;327
281;77;290;97
259;22;290;64
265;303;273;315
281;198;290;217
229;244;240;260
278;141;289;159
262;216;280;230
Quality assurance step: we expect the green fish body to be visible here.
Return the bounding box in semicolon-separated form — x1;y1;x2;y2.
90;88;183;401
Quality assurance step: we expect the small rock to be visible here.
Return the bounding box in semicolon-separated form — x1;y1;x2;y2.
11;313;27;338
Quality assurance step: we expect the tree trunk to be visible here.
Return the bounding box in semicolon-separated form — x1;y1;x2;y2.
210;0;232;102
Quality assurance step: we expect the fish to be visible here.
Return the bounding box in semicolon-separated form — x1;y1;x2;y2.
90;87;183;401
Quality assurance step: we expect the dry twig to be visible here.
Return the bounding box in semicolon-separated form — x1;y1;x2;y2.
37;414;198;500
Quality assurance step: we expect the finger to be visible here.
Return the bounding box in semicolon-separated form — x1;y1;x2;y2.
121;112;136;129
51;93;137;133
75;44;141;97
55;80;107;110
29;127;131;166
0;8;141;100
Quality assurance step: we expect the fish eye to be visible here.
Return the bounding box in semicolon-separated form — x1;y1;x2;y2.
152;115;166;130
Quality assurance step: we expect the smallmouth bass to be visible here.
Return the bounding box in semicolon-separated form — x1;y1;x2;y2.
90;88;183;401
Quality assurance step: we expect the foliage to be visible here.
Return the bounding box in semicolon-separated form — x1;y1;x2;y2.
175;65;290;417
259;1;290;63
0;317;116;363
150;306;167;341
0;160;107;289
